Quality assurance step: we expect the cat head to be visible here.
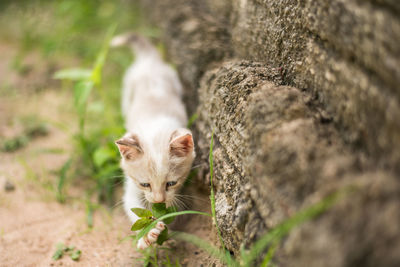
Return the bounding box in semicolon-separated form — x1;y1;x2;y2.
115;128;195;206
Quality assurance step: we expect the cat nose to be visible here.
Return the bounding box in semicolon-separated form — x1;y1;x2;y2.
153;193;165;203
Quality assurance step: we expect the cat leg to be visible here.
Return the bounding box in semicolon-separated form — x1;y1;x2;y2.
123;178;144;223
137;221;166;249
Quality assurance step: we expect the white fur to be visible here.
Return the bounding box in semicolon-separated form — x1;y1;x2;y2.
112;34;194;249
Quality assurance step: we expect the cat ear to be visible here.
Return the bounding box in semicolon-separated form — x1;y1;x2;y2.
169;129;194;157
115;134;143;160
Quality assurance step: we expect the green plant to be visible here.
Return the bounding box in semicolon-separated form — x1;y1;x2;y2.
130;203;211;246
1;0;148;210
136;245;180;267
52;243;82;261
1;0;146;63
55;158;71;203
53;24;125;206
1;135;29;152
129;203;209;266
177;133;353;266
173;188;349;267
1;116;49;152
187;113;198;128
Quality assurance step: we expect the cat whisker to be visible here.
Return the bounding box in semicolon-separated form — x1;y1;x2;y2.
139;194;150;209
174;193;197;199
172;198;184;210
173;196;189;210
191;163;205;170
110;179;125;187
111;200;124;210
175;193;207;202
170;198;178;209
171;198;177;209
110;174;125;178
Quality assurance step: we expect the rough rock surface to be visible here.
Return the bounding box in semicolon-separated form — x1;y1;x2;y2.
139;0;400;266
196;61;400;266
231;0;400;170
140;0;232;115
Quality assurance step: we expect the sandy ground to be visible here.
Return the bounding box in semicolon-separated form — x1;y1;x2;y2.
0;42;216;266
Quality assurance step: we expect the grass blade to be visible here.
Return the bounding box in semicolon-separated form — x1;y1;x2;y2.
86;199;94;228
91;23;117;85
174;232;239;267
243;188;351;265
187;113;198;128
260;241;278;267
56;158;72;203
74;80;94;111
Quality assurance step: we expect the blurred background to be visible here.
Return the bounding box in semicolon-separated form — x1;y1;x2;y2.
0;0;162;265
0;0;155;204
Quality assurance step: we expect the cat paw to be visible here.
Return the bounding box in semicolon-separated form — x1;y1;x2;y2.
137;222;166;249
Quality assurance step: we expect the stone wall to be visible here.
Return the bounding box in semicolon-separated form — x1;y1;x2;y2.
139;0;400;266
231;0;400;170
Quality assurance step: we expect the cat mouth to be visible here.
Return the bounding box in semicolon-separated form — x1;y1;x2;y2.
148;200;173;207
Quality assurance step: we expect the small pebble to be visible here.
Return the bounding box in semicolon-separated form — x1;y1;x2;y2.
4;180;15;192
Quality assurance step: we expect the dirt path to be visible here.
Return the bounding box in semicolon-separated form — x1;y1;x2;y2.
0;78;137;266
0;43;215;266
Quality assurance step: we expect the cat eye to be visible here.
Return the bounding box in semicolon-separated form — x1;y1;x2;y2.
166;181;177;187
140;183;151;188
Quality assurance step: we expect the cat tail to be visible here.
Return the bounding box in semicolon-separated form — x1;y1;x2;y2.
110;32;136;47
110;32;157;56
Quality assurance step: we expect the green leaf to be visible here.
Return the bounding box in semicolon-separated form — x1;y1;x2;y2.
156;228;169;245
95;163;120;180
66;245;75;251
93;146;115;167
56;242;65;250
87;101;104;113
131;218;152;231
131;208;153;218
74;80;94;112
167;206;177;213
164;206;177;224
52;243;65;260
135;210;211;242
91;24;117;85
52;249;64;260
163;216;175;224
53;68;92;81
187;113;198;128
152;203;167;219
70;249;81;261
1;135;29;152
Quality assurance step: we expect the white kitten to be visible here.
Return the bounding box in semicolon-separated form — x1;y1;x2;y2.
111;33;195;249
